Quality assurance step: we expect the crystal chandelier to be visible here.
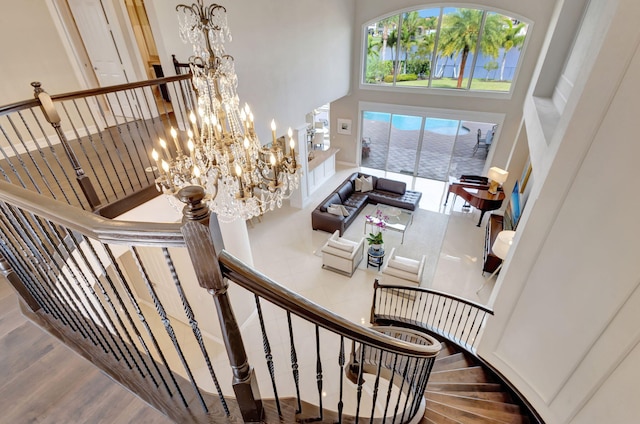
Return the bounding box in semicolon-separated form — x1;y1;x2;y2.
151;1;300;222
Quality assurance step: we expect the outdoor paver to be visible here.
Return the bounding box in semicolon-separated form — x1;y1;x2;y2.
361;119;493;180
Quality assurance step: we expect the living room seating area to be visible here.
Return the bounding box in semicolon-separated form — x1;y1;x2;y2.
311;172;422;235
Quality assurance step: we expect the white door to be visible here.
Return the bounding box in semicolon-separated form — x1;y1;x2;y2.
67;0;138;120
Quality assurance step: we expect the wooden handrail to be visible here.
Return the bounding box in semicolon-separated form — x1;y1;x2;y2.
220;250;441;358
0;75;191;116
0;181;183;247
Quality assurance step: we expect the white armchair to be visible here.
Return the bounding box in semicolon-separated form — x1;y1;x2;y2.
321;230;365;277
381;248;425;286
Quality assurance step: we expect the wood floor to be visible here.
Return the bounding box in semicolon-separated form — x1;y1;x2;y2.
0;277;173;424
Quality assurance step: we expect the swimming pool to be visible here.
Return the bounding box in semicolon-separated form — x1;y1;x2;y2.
363;111;470;135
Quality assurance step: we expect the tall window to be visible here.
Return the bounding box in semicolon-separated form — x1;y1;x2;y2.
363;7;528;93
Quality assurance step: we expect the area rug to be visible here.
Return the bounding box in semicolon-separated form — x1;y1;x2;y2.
316;204;450;286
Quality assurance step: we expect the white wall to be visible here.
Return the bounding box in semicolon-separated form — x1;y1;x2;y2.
0;1;82;103
480;1;640;422
145;0;354;144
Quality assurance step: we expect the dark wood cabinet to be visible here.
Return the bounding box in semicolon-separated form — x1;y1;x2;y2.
483;214;504;274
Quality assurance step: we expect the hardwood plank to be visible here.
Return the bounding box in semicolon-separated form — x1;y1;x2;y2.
0;277;172;423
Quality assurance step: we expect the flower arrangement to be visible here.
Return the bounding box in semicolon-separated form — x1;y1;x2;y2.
365;209;388;246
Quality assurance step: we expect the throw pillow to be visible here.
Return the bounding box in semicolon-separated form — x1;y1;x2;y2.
389;256;420;274
327;205;343;216
354;177;363;192
329;204;349;217
361;176;374;192
328;238;355;252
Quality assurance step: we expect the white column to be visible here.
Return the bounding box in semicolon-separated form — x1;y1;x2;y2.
219;218;256;328
219;219;254;266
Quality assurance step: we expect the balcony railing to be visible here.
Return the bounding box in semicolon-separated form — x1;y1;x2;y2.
371;280;494;353
0;75;196;217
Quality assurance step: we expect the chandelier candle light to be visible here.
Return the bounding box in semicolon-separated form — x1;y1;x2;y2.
151;1;300;222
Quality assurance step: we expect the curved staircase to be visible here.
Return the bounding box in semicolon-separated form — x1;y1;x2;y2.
422;342;533;424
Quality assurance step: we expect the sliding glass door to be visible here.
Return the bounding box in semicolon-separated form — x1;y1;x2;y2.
387;114;423;175
361;109;492;181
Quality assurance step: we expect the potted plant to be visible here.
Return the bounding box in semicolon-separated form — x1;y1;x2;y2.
366;231;384;251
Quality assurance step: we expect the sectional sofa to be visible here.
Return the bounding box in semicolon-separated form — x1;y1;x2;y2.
311;172;422;235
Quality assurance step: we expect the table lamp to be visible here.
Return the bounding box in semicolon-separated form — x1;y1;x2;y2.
477;230;516;293
487;167;509;194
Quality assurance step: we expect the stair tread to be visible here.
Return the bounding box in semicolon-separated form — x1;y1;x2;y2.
424;406;466;424
426;392;524;421
431;390;513;403
429;366;494;383
427;382;504;392
433;352;475;371
426;399;513;424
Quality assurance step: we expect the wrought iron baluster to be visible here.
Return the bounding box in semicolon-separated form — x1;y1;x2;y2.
1;117;53;197
103;245;175;397
100;94;136;193
338;335;345;424
61;100;109;201
129;246;192;408
286;311;302;414
354;343;365;422
162;247;228;415
400;356;420;423
469;310;486;351
120;87;152;185
453;302;471;339
0;236;52;315
27;108;82;206
422;295;435;326
436;297;448;336
83;97;127;198
391;353;412;424
37;217;117;356
65;231;141;371
382;353;399;420
83;238;154;383
445;301;461;336
254;294;282;417
108;92;142;191
0;124;31;188
1;203;92;340
315;324;324;421
369;348;383;423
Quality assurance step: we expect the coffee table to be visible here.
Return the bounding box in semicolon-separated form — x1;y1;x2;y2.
364;204;413;244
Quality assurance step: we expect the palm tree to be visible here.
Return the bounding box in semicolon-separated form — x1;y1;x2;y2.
378;16;397;62
398;11;423;73
498;20;526;81
438;9;503;88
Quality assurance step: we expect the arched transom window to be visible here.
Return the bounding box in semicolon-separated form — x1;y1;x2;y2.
364;7;529;93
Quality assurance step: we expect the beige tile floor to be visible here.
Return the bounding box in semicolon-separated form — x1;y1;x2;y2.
247;164;496;321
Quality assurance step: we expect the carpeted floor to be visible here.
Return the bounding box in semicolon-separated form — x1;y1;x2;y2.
316;204;450;286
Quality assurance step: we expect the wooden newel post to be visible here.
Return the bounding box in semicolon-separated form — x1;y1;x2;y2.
0;252;41;312
31;82;101;211
179;185;263;422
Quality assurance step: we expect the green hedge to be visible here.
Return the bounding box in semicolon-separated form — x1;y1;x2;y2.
383;73;418;83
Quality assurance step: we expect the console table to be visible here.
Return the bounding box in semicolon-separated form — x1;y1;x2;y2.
483;214;504;274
